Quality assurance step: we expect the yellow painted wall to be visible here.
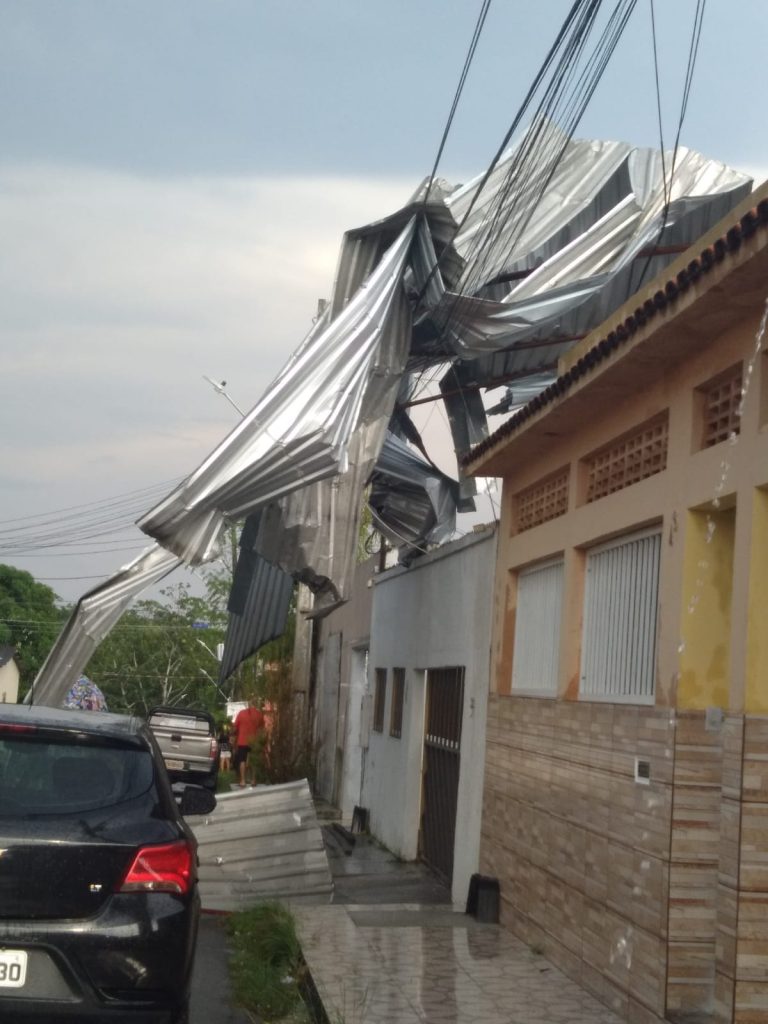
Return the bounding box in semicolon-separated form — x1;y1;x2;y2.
746;487;768;712
677;507;735;709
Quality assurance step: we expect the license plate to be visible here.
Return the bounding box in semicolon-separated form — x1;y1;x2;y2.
165;759;184;770
0;949;27;988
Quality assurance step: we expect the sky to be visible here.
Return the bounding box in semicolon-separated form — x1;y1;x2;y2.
1;0;767;605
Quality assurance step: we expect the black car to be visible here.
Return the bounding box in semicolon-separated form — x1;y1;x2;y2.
0;703;216;1022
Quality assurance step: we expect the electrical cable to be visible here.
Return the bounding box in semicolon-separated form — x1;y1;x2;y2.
403;0;642;547
415;0;601;308
454;0;638;305
34;575;127;582
423;0;493;205
633;0;707;294
7;548;148;562
0;480;182;565
649;0;669;209
0;479;181;530
410;0;639;420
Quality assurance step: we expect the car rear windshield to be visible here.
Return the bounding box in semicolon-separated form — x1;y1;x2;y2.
0;735;156;815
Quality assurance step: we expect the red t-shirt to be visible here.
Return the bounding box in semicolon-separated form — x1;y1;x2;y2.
233;706;264;748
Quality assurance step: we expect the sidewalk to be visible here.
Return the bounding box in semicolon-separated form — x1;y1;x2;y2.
293;827;625;1024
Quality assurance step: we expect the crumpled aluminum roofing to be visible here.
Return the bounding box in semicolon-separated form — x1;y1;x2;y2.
138;216;420;565
415;128;751;383
27;544;180;706
369;432;460;564
31;125;752;699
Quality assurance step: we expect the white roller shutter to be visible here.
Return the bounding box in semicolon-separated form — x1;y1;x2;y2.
511;558;564;696
580;529;661;703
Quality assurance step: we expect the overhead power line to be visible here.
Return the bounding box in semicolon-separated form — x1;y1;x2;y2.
634;0;707;293
0;478;185;567
0;478;182;530
423;0;494;204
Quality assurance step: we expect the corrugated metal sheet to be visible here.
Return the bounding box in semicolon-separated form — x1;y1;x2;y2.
580;530;661;703
419;130;751;380
368;432;459;562
219;513;294;684
32;125;751;693
27;544;180;707
189;779;333;911
138;219;418;566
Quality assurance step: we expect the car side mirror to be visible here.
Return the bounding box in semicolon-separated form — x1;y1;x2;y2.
178;785;217;817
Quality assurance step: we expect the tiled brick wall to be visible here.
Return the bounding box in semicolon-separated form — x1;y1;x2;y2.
720;716;768;1024
481;699;768;1024
480;695;675;1023
667;713;726;1017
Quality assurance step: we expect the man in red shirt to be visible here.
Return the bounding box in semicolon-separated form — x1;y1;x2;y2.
232;696;265;787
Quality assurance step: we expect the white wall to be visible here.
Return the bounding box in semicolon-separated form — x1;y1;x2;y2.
362;527;496;905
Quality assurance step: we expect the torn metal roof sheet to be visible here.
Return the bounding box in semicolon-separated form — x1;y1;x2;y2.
189;779;333;912
28;544;180;706
219;512;295;685
31;123;753;696
464;189;768;472
369;432;460;563
137;217;420;566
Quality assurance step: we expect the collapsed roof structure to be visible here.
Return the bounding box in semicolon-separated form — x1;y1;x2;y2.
29;119;752;704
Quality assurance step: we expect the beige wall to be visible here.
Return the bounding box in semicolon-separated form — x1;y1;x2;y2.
488;305;768;714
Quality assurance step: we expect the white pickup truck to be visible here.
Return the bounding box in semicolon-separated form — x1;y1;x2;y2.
147;706;219;792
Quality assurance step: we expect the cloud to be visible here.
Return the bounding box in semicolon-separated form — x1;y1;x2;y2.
0;162;412;455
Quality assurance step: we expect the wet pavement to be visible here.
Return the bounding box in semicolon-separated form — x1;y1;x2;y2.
292;825;625;1024
191;914;251;1024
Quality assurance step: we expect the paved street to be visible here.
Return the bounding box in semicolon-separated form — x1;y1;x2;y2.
191;914;251;1024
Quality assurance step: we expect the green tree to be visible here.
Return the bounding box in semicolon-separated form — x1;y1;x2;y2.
86;568;230;716
0;565;68;692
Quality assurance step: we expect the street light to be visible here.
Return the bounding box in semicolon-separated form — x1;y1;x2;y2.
202;375;246;417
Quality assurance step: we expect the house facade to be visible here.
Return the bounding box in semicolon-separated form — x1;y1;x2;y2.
363;527;496;904
309;528;497;904
466;183;768;1023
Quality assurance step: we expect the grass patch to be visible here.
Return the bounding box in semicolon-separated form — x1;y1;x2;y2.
228;902;313;1021
216;769;237;793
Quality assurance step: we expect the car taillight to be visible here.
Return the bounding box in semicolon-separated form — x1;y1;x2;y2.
117;841;195;895
0;723;37;734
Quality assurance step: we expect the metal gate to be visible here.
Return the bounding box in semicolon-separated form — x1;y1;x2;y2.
420;667;464;885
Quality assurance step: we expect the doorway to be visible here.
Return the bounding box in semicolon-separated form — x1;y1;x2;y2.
419;666;465;885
